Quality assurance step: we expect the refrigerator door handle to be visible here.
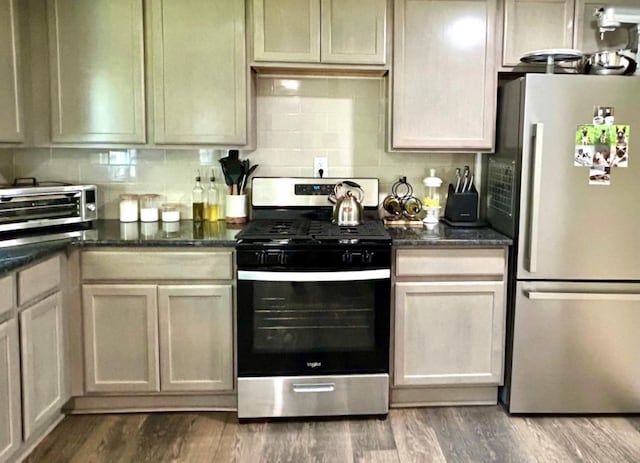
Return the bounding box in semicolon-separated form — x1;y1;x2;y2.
528;123;544;273
526;291;640;301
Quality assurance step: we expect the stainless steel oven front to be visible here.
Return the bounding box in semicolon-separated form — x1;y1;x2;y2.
236;243;391;418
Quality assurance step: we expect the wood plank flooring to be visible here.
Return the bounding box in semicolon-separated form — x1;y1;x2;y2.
25;406;640;463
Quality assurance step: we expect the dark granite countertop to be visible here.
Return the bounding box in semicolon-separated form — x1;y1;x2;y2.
77;220;242;248
0;240;71;276
0;220;242;277
0;220;511;277
386;223;512;246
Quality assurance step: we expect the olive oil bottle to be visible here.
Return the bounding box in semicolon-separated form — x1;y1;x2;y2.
192;171;204;222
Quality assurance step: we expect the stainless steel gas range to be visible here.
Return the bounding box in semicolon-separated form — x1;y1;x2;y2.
235;177;391;419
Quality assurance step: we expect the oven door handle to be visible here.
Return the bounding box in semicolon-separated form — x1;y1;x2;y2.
292;383;336;393
237;269;391;282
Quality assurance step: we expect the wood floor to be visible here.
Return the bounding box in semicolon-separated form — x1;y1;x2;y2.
25;406;640;463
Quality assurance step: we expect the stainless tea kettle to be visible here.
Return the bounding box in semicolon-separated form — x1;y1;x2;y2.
328;181;364;226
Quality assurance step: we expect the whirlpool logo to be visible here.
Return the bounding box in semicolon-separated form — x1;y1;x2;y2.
306;361;322;368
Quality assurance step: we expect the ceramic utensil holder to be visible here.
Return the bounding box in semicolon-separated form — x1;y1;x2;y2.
225;195;247;224
444;184;478;223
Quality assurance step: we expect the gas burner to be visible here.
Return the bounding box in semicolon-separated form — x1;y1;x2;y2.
237;219;389;243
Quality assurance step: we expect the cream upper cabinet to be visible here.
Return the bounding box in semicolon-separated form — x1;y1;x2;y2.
320;0;387;64
20;292;65;440
502;0;575;67
158;285;233;392
253;0;320;62
392;0;497;151
0;319;21;461
252;0;387;65
0;0;23;142
47;0;146;143
575;0;639;54
82;285;160;393
149;0;247;144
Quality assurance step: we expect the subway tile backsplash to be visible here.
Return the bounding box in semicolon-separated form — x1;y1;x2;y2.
2;77;475;218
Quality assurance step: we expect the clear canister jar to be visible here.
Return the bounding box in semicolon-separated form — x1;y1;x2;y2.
119;194;139;222
139;194;160;222
161;203;181;222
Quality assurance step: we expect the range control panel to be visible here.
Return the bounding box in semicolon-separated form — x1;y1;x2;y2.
294;184;335;196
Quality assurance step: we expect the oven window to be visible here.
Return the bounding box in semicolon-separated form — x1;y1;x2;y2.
252;280;376;353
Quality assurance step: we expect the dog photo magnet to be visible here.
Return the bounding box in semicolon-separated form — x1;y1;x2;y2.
589;166;611;186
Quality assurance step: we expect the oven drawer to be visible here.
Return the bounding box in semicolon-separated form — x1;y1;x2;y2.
237;374;389;418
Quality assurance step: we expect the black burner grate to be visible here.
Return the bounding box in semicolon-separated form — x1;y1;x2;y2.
238;219;389;242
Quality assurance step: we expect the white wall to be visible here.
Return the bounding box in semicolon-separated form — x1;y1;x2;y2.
6;77;475;218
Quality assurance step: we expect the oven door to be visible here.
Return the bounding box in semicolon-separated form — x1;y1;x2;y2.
237;269;390;377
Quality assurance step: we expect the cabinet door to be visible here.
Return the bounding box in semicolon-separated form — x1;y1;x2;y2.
392;0;497;151
253;0;321;62
20;292;64;440
158;285;233;392
320;0;387;64
82;285;159;393
47;0;145;143
394;281;505;386
502;0;575;67
0;319;21;461
150;0;247;144
575;0;639;54
0;0;23;142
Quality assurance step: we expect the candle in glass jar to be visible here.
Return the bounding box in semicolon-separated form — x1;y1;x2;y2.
119;194;139;222
161;203;180;222
139;194;160;222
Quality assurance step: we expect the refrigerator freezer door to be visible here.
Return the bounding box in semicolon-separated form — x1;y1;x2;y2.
516;75;640;280
509;281;640;413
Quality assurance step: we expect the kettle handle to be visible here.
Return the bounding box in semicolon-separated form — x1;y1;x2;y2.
339;181;364;202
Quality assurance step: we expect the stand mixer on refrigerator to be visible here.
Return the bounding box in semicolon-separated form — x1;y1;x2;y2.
594;6;640;75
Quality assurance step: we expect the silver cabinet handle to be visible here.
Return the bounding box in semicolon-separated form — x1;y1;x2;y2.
528;123;544;273
292;383;336;393
526;291;640;301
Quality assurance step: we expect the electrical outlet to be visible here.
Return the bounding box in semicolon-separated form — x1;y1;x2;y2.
314;157;328;178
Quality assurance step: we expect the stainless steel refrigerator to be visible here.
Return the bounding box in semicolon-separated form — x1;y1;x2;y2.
485;74;640;413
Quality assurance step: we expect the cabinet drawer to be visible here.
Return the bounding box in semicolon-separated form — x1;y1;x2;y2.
0;274;15;317
18;255;61;306
82;250;233;281
396;248;505;278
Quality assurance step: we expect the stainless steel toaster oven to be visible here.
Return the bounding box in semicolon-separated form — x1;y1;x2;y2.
0;184;98;232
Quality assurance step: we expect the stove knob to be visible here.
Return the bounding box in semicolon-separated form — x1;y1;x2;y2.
341;251;352;264
364;251;374;264
255;251;266;265
279;252;288;265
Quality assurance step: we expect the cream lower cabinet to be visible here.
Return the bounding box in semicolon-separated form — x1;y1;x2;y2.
0;319;21;462
158;285;233;392
82;285;159;393
19;292;65;440
252;0;387;65
82;283;233;394
393;248;507;405
0;0;23;142
392;0;497;151
395;280;505;386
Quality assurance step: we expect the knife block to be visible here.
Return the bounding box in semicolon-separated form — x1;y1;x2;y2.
443;184;479;224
